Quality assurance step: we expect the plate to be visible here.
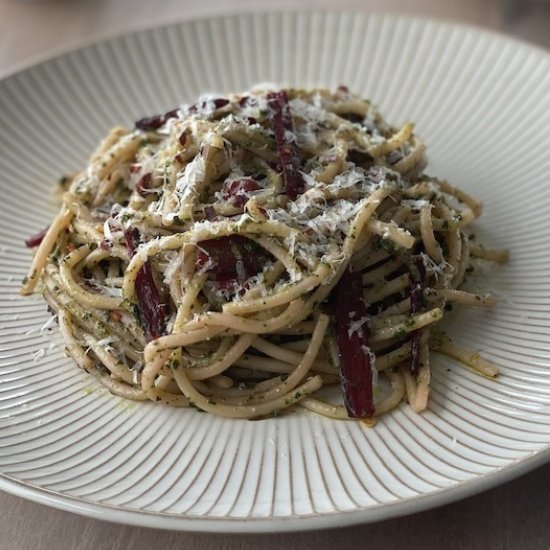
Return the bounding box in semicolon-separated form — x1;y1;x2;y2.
1;11;549;533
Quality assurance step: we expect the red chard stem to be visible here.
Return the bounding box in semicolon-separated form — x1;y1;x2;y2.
266;91;305;200
124;229;167;340
25;226;49;248
335;265;375;418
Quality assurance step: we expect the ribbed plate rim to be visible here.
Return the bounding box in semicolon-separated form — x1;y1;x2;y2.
1;8;550;82
1;10;549;533
0;449;545;532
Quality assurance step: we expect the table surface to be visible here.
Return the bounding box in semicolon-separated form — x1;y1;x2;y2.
1;1;549;549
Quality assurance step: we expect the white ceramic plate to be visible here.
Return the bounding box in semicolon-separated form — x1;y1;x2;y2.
1;11;549;533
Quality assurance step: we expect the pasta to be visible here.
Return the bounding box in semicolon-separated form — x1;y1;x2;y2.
21;86;508;422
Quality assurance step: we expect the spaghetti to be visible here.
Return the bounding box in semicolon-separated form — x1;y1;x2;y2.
21;86;508;422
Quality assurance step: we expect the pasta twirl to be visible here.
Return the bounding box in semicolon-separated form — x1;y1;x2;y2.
21;86;508;422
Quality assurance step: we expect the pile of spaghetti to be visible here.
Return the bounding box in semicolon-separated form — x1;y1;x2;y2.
21;87;508;422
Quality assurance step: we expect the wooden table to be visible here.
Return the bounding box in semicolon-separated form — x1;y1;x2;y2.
1;1;549;548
